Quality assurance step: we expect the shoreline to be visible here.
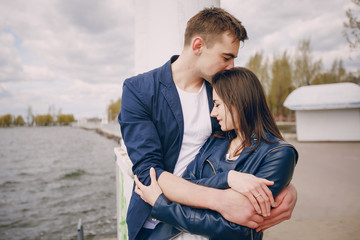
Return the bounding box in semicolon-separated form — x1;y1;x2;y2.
75;122;122;143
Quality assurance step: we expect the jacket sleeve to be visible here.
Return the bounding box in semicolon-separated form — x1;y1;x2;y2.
118;79;164;185
152;194;252;240
254;145;298;197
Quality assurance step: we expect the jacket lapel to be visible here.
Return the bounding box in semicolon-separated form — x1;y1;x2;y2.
159;56;184;145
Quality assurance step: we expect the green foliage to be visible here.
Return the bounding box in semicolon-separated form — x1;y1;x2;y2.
14;115;25;126
108;98;121;121
268;51;294;116
57;114;75;125
34;114;54;126
312;59;347;85
0;114;13;127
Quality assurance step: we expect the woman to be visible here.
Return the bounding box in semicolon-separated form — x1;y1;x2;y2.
134;67;298;240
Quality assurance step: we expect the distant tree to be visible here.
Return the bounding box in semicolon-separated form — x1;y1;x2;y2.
0;114;13;127
27;105;34;126
48;104;57;122
331;59;347;82
57;114;75;125
34;114;53;126
245;50;271;96
293;39;322;87
268;51;294;117
343;0;360;51
312;73;337;85
108;98;121;122
312;59;348;85
14;115;25;126
347;70;360;84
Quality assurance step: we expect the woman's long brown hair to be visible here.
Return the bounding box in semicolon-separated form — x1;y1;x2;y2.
212;67;283;153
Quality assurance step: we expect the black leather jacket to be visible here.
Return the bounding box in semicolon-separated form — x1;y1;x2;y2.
150;132;298;240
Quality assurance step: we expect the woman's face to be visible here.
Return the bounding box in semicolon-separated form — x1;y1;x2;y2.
210;89;238;131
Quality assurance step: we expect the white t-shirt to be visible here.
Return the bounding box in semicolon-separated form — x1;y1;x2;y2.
173;82;212;177
144;82;211;240
173;82;211;240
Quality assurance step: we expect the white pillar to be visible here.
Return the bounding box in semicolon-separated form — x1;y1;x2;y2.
134;0;220;74
117;2;221;239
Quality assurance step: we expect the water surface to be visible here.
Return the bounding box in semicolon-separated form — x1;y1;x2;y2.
0;126;118;240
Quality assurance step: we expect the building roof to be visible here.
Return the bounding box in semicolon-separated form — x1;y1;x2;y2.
284;82;360;110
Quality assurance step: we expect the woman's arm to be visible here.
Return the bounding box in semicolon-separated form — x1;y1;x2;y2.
253;146;298;232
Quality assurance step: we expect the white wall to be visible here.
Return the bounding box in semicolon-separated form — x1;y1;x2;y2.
296;108;360;141
134;0;220;74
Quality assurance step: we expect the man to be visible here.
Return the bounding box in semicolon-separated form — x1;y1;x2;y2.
118;7;297;240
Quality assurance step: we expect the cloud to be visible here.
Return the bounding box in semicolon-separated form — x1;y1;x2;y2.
222;0;357;71
0;31;24;82
0;83;12;99
0;0;135;84
0;0;358;119
0;0;133;118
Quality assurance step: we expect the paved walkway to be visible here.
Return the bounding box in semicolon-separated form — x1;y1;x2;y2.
265;135;360;240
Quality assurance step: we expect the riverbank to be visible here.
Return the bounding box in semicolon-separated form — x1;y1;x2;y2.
75;122;121;143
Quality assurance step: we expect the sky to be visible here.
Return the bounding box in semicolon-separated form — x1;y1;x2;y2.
0;0;359;119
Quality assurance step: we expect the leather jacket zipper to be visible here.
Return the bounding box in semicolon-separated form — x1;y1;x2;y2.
205;159;216;174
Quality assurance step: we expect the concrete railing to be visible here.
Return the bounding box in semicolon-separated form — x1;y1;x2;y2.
114;141;133;240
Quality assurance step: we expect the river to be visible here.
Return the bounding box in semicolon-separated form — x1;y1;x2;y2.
0;126;118;240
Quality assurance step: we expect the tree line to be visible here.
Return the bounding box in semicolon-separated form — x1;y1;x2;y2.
0;114;75;127
245;39;359;118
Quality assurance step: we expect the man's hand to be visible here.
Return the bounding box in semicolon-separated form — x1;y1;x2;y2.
213;188;264;229
256;184;297;232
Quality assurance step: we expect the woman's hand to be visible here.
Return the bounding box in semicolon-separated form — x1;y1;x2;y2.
228;170;276;217
134;167;163;206
256;184;297;232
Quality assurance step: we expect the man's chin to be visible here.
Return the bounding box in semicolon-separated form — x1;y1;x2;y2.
203;75;213;83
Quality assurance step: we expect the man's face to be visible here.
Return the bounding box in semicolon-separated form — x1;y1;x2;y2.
199;32;240;81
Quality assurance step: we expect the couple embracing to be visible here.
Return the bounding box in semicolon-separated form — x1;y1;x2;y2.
119;7;298;240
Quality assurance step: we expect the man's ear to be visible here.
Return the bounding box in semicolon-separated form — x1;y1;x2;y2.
192;37;204;56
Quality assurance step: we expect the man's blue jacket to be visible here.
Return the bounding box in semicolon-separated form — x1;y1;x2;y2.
118;56;221;240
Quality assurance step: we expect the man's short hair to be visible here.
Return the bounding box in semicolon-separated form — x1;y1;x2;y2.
184;7;248;47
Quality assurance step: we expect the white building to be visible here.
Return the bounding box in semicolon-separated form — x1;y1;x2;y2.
283;82;360;141
134;0;220;74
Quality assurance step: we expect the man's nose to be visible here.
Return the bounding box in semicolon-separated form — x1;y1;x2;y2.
225;59;234;70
